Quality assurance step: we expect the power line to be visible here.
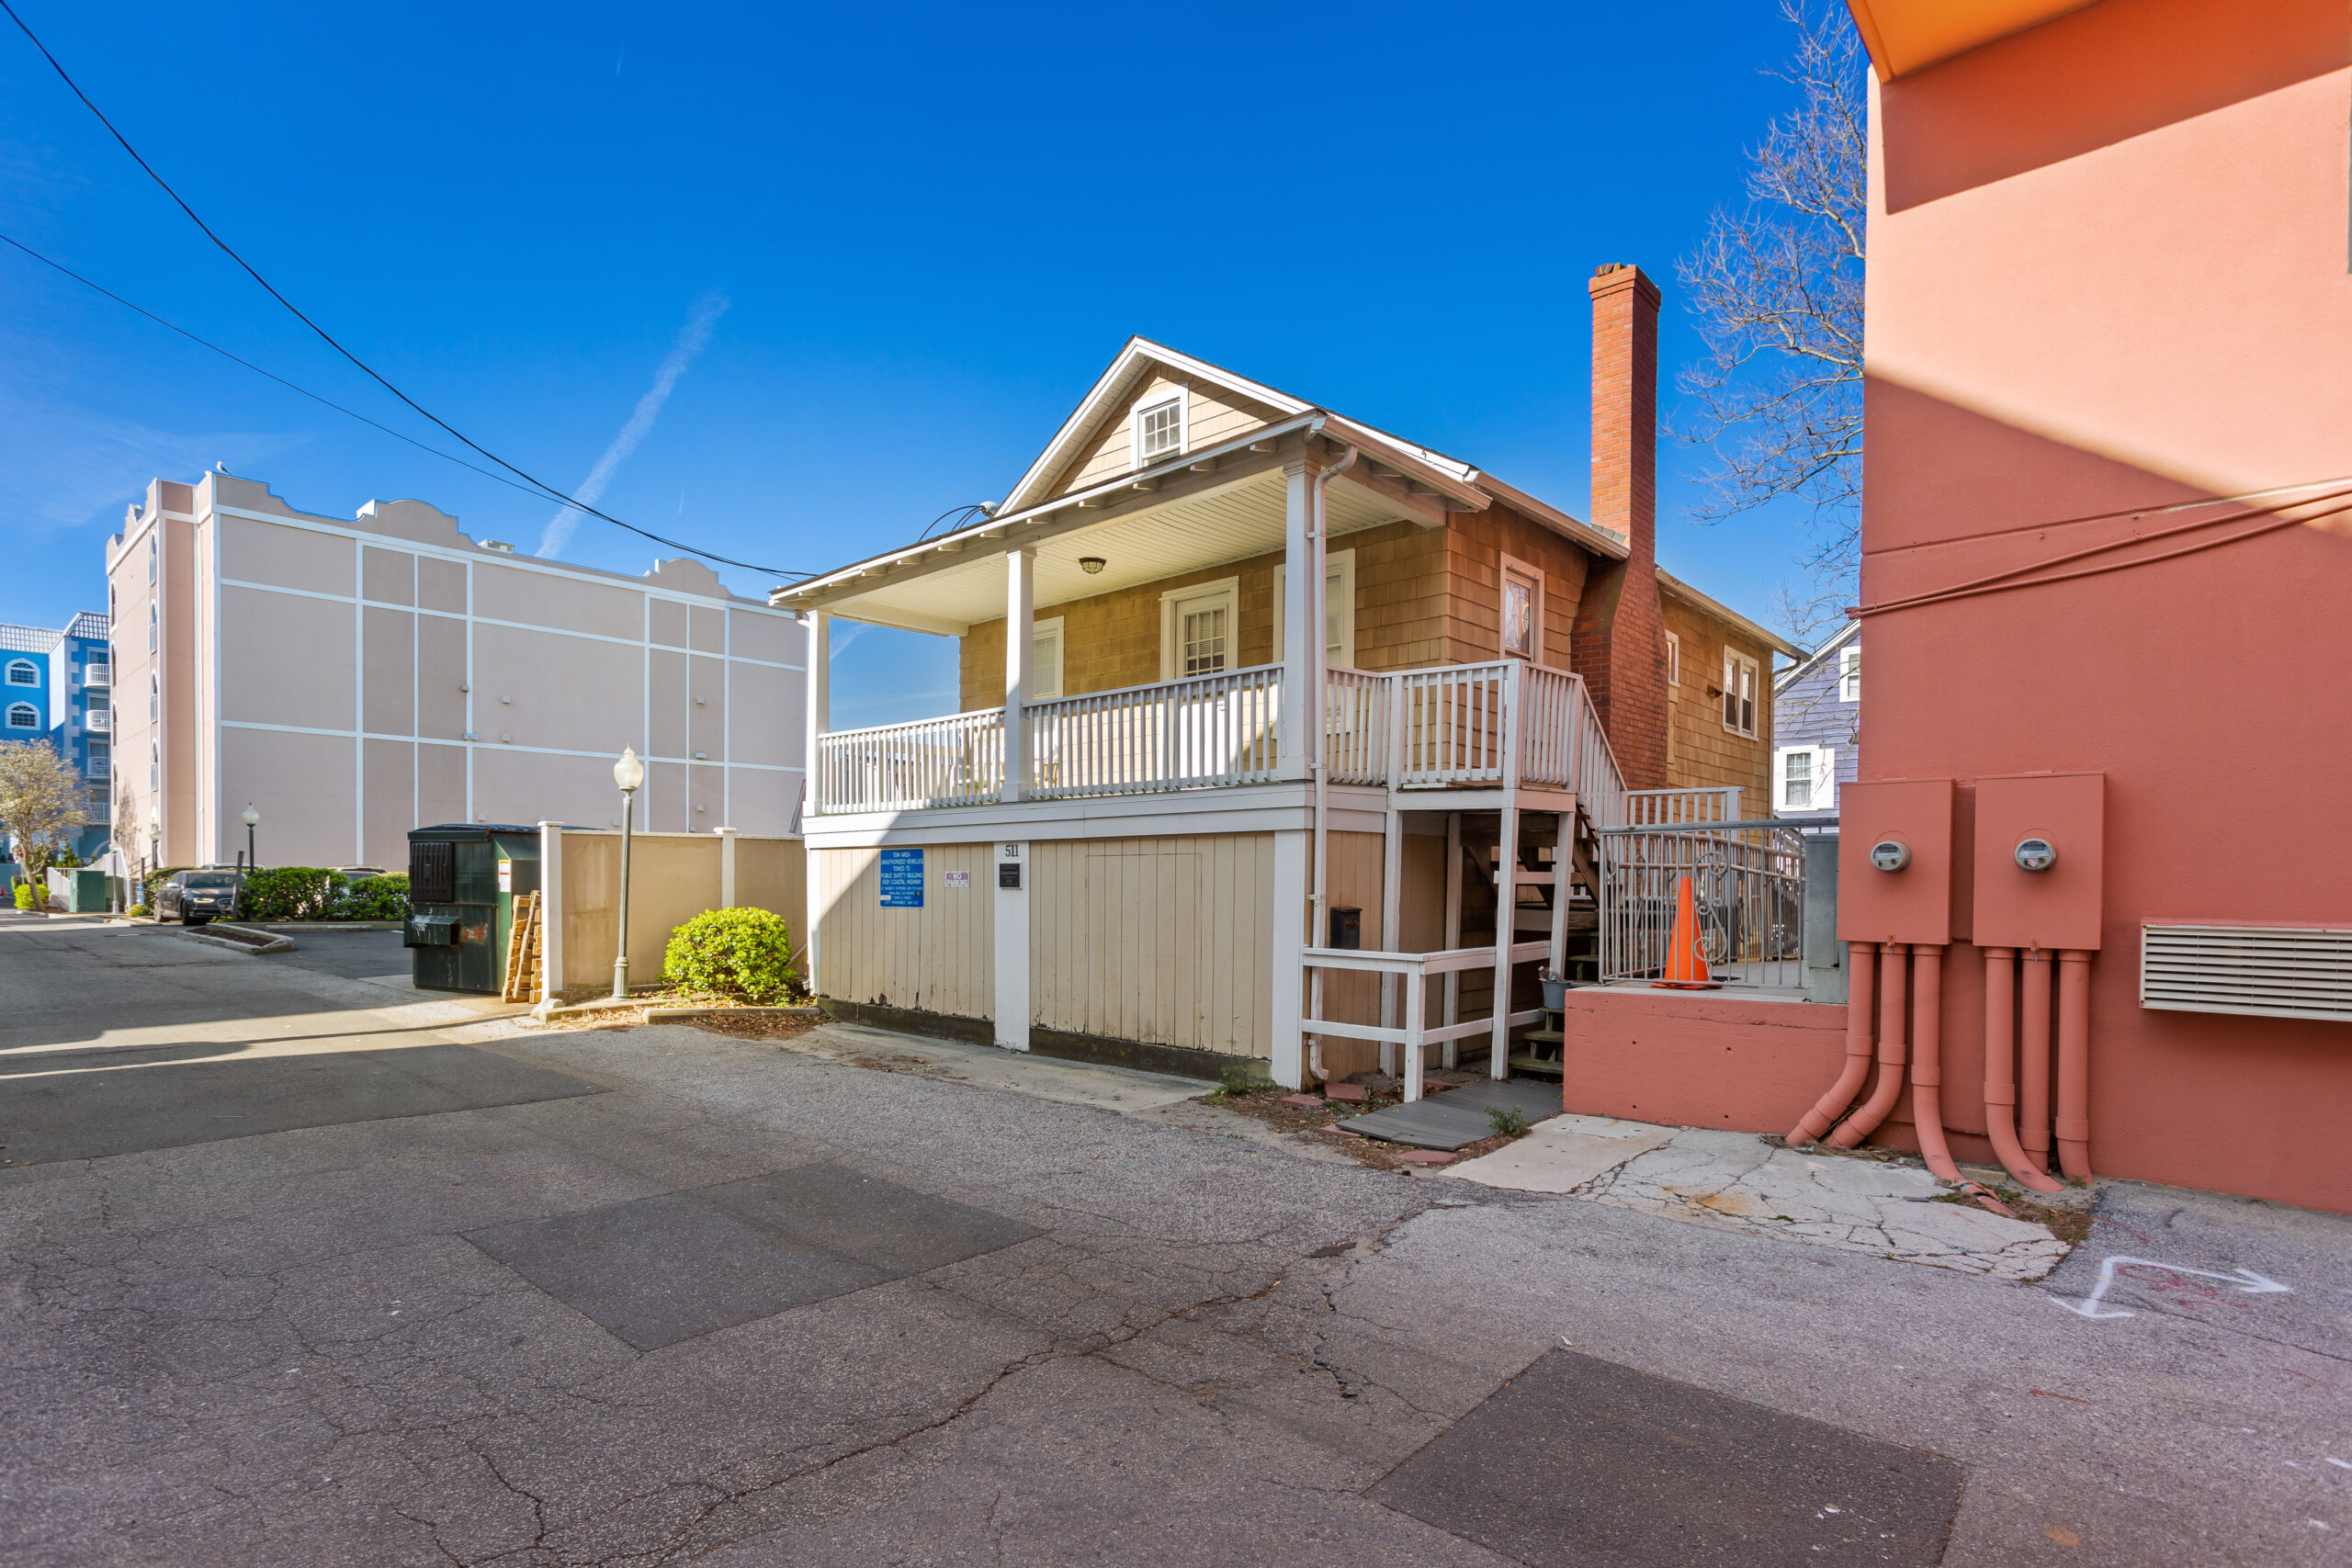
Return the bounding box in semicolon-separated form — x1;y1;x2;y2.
0;0;806;582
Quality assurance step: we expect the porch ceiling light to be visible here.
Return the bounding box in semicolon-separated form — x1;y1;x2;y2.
1079;556;1106;575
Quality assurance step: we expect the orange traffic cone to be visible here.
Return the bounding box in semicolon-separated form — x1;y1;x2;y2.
1652;874;1721;989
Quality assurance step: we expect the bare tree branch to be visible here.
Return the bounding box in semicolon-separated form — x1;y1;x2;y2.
1674;0;1867;604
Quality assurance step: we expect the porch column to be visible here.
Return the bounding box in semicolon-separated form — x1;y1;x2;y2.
1003;547;1035;803
802;608;827;996
1270;827;1308;1089
1279;460;1313;780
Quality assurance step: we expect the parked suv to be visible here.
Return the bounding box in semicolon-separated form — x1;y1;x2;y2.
155;869;243;925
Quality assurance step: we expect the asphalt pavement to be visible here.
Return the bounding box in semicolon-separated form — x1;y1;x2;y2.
1;918;2346;1566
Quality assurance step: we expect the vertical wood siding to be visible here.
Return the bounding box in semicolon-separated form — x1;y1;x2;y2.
812;844;994;1019
1030;834;1275;1058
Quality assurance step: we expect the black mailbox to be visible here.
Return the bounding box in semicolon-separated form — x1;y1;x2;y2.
1328;906;1362;950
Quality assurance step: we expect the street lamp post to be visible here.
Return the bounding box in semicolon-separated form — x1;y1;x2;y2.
610;746;644;1001
242;803;259;869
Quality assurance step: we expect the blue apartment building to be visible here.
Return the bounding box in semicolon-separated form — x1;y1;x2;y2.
0;613;114;863
1768;618;1859;822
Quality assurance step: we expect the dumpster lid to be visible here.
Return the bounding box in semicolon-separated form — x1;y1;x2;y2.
408;823;540;842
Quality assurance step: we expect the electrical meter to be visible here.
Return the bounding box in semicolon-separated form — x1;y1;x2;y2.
1870;839;1911;873
2013;837;2056;874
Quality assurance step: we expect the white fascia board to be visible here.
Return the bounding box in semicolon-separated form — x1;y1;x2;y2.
999;338;1315;517
1772;618;1861;692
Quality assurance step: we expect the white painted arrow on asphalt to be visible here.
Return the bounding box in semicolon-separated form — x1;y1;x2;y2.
2050;1254;2292;1319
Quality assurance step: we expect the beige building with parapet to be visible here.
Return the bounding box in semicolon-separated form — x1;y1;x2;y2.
107;471;806;874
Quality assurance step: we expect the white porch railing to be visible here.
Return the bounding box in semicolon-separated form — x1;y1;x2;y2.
1624;786;1742;826
1300;940;1553;1101
809;657;1628;819
1027;666;1282;799
815;708;1004;813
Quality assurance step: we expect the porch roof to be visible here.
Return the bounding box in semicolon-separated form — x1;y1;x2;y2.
773;395;1631;637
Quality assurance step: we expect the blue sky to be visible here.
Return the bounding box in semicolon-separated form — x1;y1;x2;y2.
0;1;1833;729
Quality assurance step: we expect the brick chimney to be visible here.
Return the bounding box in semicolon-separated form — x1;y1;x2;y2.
1570;262;1670;789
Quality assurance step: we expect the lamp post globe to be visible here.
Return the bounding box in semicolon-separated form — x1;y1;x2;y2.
610;746;643;1001
241;803;259;872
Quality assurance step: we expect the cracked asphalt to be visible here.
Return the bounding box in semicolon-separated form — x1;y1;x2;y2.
3;919;2349;1566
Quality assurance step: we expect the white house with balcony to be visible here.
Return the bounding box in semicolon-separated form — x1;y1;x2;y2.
777;272;1793;1094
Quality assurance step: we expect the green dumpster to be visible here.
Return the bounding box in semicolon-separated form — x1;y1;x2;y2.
404;825;540;993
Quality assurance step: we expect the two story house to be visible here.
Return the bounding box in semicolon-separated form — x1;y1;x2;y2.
777;264;1796;1094
1770;618;1859;821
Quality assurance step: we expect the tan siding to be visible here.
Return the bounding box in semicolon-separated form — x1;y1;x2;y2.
811;843;993;1018
1440;504;1594;670
958;521;1443;709
1047;374;1286;498
1030;833;1274;1059
1661;596;1774;806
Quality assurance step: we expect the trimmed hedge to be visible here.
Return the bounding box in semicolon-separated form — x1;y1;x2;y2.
342;874;410;920
12;881;37;911
662;908;798;1003
237;867;344;921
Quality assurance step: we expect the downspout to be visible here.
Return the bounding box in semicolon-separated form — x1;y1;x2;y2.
1788;940;1875;1145
1305;438;1359;1086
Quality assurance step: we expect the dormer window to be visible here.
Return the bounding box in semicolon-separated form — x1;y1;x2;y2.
1132;392;1185;468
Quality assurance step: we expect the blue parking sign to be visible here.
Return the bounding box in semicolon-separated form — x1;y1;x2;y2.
878;848;924;908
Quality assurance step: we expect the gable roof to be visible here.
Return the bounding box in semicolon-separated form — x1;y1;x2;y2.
1772;616;1859;693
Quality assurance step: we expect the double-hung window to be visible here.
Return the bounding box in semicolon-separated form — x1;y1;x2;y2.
1839;644;1860;703
1160;578;1238;680
1030;617;1065;701
1664;630;1680;687
1776;744;1833;811
1722;650;1759;738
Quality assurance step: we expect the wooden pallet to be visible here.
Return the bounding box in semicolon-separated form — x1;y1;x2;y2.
502;891;543;1002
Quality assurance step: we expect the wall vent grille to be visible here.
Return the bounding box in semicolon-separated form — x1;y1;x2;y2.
2141;923;2352;1023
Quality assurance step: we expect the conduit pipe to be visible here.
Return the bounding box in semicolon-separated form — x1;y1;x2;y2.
1828;943;1908;1147
1904;946;1966;1182
2055;950;2094;1179
1788;940;1876;1145
1304;437;1358;1086
1980;947;2063;1193
2018;950;2054;1166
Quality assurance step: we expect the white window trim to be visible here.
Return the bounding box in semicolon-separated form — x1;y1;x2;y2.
1498;552;1544;661
1838;644;1860;704
1130;385;1190;470
5;702;37;729
1664;629;1680;687
1159;575;1239;682
1723;649;1760;739
1774;743;1836;812
1031;615;1066;702
4;660;36;687
1272;548;1358;671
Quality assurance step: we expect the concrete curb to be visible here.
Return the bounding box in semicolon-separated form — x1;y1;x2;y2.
252;920;405;931
176;923;296;956
645;1004;824;1023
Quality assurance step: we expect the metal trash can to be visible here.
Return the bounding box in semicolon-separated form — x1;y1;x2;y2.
405;825;539;993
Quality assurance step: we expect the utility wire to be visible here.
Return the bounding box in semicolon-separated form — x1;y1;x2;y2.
0;0;805;581
916;502;994;542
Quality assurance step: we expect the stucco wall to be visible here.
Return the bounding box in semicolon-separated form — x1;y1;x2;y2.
1864;0;2352;1210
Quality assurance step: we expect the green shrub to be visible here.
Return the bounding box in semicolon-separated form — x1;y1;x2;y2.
143;866;192;905
341;874;410;920
12;881;38;911
126;903;150;919
662;908;798;1003
237;867;346;921
1487;1106;1532;1138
